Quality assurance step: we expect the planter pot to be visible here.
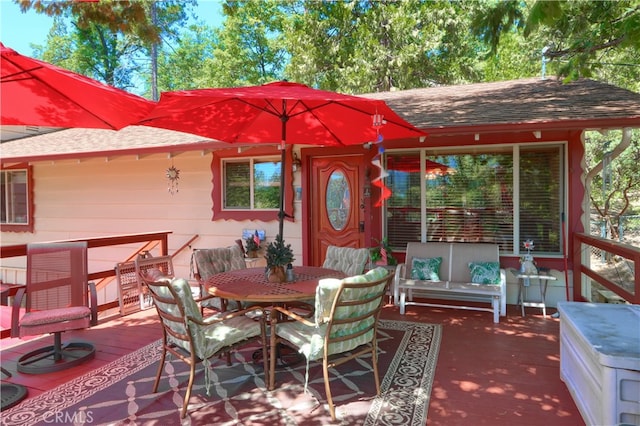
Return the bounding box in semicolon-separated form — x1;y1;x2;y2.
267;266;286;283
247;250;259;258
520;255;537;275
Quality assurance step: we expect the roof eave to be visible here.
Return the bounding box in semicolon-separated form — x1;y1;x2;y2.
0;139;233;166
424;116;640;136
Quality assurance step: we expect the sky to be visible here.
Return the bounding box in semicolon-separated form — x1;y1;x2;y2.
0;0;225;56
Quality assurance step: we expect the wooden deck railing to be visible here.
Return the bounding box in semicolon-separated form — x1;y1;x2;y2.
0;231;180;339
572;233;639;304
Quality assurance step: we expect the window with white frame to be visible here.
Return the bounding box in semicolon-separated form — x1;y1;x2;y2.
384;144;564;255
223;158;281;210
1;168;29;225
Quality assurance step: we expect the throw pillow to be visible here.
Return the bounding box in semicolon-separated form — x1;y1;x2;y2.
468;261;501;284
411;257;442;281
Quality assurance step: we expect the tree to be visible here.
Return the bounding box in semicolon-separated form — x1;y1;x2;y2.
472;0;640;90
17;0;195;94
211;0;288;86
154;24;218;92
283;1;485;93
585;129;640;240
17;0;194;45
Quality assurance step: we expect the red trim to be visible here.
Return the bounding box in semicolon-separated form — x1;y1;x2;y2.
422;117;640;137
567;130;585;270
300;145;381;265
211;145;294;222
0;163;34;233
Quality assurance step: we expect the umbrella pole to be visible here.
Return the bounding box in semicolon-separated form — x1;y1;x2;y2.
278;111;288;238
278;146;286;238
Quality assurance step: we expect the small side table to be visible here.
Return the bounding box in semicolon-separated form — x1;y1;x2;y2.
513;269;557;317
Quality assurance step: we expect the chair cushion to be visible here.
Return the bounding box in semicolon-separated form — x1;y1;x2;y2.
364;266;388;282
322;246;370;276
20;306;91;326
314;278;343;324
19;306;91;336
196;315;262;359
147;277;203;352
275;320;374;361
194;246;247;280
314;267;388;325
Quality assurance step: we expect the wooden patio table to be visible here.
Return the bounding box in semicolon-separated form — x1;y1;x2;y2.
206;266;347;372
205;266;346;304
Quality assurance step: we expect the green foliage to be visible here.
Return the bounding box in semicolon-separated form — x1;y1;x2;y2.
585;129;640;238
17;0;195;45
284;0;485;91
472;0;640;89
369;238;397;265
264;234;294;268
245;235;260;252
24;0;639;92
20;0;193;93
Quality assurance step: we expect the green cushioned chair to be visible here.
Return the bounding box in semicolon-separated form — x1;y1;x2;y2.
141;274;268;419
322;245;370;276
268;267;391;421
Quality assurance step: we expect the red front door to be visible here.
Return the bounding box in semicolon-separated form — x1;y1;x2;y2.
308;154;366;266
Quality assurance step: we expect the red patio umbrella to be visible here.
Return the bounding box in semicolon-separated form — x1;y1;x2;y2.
1;43;154;130
386;156;456;177
139;81;426;237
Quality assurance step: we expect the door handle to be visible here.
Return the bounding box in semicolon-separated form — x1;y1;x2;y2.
359;221;365;232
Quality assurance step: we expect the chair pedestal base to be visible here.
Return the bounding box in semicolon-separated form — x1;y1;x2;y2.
1;367;28;411
17;340;95;374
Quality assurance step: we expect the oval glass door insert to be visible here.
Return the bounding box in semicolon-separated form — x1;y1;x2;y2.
326;170;350;231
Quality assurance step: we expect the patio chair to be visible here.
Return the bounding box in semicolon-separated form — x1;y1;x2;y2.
268;267;392;420
322;245;370;276
11;242;97;374
140;272;268;419
190;245;246;311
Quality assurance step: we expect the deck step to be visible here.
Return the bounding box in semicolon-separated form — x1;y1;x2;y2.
597;289;627;304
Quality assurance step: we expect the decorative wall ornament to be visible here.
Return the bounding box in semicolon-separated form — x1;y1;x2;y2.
166;164;180;195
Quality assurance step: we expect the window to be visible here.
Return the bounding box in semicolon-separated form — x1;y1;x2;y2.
1;165;34;232
223;158;281;210
384;144;564;255
211;146;294;222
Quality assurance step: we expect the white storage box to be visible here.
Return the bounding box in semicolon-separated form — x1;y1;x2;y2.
558;302;640;426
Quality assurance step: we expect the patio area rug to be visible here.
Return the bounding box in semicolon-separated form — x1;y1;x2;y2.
1;319;441;425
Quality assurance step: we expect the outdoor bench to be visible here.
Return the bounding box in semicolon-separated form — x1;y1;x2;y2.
393;242;506;323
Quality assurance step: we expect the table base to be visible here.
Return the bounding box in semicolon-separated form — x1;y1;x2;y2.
252;343;304;368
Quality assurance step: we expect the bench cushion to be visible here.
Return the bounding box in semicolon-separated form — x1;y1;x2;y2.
411;256;442;281
468;261;501;284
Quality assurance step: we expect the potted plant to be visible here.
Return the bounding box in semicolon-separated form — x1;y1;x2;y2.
369;238;397;267
244;234;261;258
519;239;538;274
264;234;295;282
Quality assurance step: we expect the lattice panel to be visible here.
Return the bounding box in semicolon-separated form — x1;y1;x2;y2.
115;258;157;315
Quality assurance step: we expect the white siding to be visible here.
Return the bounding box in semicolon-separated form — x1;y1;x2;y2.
1;150;304;296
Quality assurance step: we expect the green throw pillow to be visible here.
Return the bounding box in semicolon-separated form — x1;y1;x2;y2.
468;261;501;284
411;257;442;281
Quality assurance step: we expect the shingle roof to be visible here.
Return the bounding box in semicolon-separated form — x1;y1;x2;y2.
365;77;640;133
0;125;228;163
2;78;638;163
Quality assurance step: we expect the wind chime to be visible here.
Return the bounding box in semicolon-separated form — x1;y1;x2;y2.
166;158;180;195
370;112;391;207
